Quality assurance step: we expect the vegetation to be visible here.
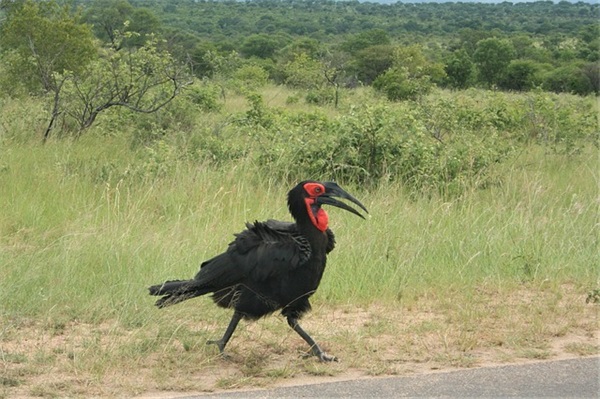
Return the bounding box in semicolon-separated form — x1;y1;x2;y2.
1;83;597;396
0;0;598;397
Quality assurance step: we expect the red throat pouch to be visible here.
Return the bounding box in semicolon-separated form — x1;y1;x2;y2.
305;199;329;232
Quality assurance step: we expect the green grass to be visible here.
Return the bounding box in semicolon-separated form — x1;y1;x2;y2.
0;89;598;397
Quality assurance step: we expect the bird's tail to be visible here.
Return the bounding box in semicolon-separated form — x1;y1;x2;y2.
148;279;209;308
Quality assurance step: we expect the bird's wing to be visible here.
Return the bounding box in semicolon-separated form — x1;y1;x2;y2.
227;220;312;281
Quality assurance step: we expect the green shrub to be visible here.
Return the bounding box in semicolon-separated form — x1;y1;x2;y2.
542;64;595;95
373;68;433;101
185;81;223;112
232;64;269;90
305;88;335;105
253;100;511;195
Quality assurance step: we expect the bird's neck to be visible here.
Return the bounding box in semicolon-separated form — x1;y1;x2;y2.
307;207;329;232
302;198;329;232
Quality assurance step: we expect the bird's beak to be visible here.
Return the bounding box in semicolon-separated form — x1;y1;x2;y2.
316;182;368;219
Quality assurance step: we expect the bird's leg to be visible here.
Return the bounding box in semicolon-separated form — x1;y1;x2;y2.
287;316;338;362
207;311;243;357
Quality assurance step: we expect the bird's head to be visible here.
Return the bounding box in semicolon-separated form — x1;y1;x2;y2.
288;181;368;232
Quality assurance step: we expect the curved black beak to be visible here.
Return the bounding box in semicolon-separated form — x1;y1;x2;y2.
316;182;368;219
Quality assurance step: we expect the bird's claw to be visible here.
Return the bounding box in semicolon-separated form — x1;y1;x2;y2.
302;347;338;362
318;352;338;362
206;339;224;350
206;339;231;360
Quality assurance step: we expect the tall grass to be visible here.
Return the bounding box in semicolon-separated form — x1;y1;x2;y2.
322;147;598;305
1;134;597;323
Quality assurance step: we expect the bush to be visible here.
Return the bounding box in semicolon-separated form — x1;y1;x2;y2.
542;64;595;95
232;64;270;90
373;68;433;101
254;100;512;195
305;88;335;105
500;60;545;91
185;81;223;112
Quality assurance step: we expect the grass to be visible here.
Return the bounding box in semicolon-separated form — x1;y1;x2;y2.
0;89;598;397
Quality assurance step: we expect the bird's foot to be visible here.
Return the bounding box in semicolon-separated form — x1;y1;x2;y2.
303;347;338;362
206;339;231;360
317;352;338;362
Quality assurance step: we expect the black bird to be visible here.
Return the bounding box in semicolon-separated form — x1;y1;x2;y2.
148;181;367;361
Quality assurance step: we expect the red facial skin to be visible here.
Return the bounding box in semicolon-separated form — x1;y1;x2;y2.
303;183;329;232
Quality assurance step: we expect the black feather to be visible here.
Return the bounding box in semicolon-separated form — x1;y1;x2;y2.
147;180;365;361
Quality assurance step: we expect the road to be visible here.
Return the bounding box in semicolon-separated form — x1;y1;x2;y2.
185;356;599;398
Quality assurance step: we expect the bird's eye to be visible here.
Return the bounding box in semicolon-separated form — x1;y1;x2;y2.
303;182;325;197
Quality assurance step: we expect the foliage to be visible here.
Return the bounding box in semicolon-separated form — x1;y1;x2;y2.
3;0;598;99
351;44;395;85
49;34;191;139
112;0;597;96
232;64;269;89
0;0;97;94
444;48;475;89
283;53;323;90
542;63;597;95
372;45;444;101
341;29;391;55
240;33;290;60
83;0;135;48
84;0;162;49
473;38;516;87
184;81;223;113
500;60;545;92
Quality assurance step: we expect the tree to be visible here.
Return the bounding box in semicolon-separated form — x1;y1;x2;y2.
0;0;97;94
581;62;600;94
542;64;595;95
283;52;323;90
352;44;395;85
240;34;289;60
473;38;516;87
45;34;192;140
83;0;134;49
341;29;391;55
373;45;445;101
444;48;475;89
500;60;544;91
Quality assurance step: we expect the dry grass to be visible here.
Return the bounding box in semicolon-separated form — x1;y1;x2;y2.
1;284;597;398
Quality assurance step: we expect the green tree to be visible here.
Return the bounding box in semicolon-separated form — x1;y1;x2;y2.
83;0;134;48
45;34;192;140
240;33;288;60
0;0;97;94
373;45;444;101
444;48;475;89
500;60;545;91
352;44;395;85
542;64;595;95
341;29;391;55
277;38;322;65
283;52;323;90
473;38;516;87
84;0;161;49
581;62;600;94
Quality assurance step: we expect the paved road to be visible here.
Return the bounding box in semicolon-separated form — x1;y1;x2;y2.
188;357;599;398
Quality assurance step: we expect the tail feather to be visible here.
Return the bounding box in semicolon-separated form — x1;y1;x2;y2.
148;279;209;308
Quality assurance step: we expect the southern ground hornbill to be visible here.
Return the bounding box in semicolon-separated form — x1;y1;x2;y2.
148;181;368;361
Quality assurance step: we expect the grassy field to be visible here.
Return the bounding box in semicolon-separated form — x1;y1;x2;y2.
0;88;598;397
